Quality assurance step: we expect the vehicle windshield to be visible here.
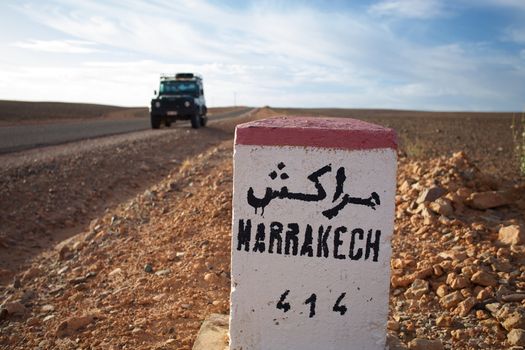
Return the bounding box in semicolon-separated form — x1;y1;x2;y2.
159;81;198;96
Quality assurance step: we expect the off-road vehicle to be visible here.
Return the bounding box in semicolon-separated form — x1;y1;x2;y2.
150;73;208;129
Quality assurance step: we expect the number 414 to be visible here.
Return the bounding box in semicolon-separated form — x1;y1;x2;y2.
276;290;347;318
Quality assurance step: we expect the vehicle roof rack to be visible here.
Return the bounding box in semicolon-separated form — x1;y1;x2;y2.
160;73;202;81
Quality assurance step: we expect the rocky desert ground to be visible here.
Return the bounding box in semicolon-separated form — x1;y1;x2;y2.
0;105;524;349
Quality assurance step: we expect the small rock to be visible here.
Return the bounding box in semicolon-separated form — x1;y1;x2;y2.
387;320;400;331
429;198;454;217
485;302;501;315
153;293;166;302
72;241;84;251
417;186;446;204
471;270;498;287
440;291;464;309
144;263;154;273
204;272;218;283
503;294;525;302
43;314;55;322
408;338;444;350
57;266;69;275
56;314;100;337
38;340;51;348
503;310;525;331
508;329;525;346
404;279;429;299
391;274;415;288
466;191;511;209
58;245;72;260
108;268;123;277
454;297;476;317
386;334;408;350
499;225;525;246
155;269;171;276
446;272;470;289
436;314;452;327
41;304;55;313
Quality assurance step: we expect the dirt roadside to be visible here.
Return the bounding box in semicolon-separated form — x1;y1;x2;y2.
0;108;524;349
0;108;262;284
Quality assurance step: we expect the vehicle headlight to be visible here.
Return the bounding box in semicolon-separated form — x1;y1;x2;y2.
155;101;161;108
184;101;191;107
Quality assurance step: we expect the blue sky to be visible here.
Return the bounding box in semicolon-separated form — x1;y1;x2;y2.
0;0;524;110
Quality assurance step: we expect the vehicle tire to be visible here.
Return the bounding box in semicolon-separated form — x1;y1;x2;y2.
200;115;207;127
165;118;171;127
151;114;161;129
191;114;200;129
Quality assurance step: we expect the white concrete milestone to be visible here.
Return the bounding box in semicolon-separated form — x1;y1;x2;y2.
230;116;397;350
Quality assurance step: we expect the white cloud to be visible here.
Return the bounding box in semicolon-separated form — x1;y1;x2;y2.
12;39;99;53
368;0;445;19
0;0;523;110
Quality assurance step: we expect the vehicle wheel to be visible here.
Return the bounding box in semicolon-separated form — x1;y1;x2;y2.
191;114;200;129
151;114;161;129
165;118;171;127
200;115;207;127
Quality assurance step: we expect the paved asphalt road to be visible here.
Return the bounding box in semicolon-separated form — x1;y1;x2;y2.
0;107;253;154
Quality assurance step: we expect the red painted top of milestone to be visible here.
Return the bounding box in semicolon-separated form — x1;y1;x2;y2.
235;116;397;150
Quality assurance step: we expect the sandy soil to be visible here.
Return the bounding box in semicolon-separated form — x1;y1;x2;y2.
0;106;524;349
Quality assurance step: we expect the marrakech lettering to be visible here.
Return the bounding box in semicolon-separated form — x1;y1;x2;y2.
247;162;380;219
239;162;382;262
236;220;381;262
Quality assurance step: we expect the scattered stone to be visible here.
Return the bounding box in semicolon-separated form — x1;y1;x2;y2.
41;304;55;313
386;334;408;350
108;268;123;277
471;270;498;287
499;225;525;246
408;338;444;350
436;314;452;327
155;269;171;276
43;315;55;322
503;294;525;303
388;320;401;331
446;272;470;289
466;191;511;210
144;263;153;273
131;327;142;334
417;186;446;204
429;198;454;217
204;272;218;283
391;274;416;288
56;314;100;337
58;245;72;260
405;279;429;299
454;297;476;317
440;291;464;309
57;266;69;275
502;310;525;331
508;329;525;346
